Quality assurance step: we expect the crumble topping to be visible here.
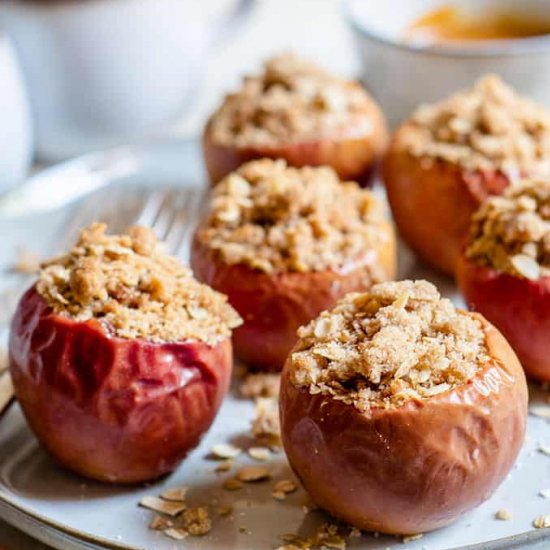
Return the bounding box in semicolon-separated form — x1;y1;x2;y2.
36;223;241;344
196;159;389;273
396;75;550;176
465;180;550;279
208;53;377;147
289;280;487;409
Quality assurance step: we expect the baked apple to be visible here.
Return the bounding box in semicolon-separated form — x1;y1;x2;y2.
203;53;388;187
280;280;527;534
9;224;241;483
457;179;550;381
191;159;396;371
382;74;550;276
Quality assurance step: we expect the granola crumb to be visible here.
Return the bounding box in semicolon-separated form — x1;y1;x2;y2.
240;372;281;399
181;507;211;536
216;505;233;518
215;460;234;473
222;478;243;491
251;397;281;446
289;280;487;409
37;223;241;344
495;509;512;521
197;159;390;274
208;53;379;148
533;514;550;528
538;444;550;457
239;526;252;535
465;180;550;279
149;515;172;531
396;74;550;175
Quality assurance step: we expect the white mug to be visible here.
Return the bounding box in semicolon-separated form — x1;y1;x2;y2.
0;0;252;161
0;30;32;194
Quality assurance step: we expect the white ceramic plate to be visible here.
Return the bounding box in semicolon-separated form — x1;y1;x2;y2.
1;137;550;550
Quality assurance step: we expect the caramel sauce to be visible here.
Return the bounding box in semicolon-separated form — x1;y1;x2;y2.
405;5;550;44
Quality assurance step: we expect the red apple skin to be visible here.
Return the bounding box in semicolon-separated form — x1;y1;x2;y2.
457;254;550;381
382;138;510;276
280;317;527;534
9;287;232;484
191;226;396;371
203;85;388;187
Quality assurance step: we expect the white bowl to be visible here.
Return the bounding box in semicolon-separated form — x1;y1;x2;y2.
0;32;32;195
345;0;550;126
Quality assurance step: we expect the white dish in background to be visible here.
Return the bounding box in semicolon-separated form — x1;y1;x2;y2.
0;0;253;161
346;0;550;126
1;138;550;550
0;32;32;195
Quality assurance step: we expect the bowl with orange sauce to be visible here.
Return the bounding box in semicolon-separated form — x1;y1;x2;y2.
346;0;550;126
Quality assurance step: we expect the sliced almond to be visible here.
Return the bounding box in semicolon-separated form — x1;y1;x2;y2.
217;505;233;517
215;459;234;473
402;534;423;543
321;536;346;549
511;254;540;280
533;514;550;528
539;489;550;499
538;444;550;457
272;490;286;501
160;486;188;502
248;446;271;461
274;480;297;494
495;509;512;521
211;443;241;459
139;496;186;517
236;466;271;482
164;527;188;540
529;405;550;420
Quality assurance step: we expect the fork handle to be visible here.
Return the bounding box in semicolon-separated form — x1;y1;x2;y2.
0;370;14;418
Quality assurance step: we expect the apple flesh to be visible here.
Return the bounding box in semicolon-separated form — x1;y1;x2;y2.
382;143;509;276
457;254;550;381
280;317;527;534
191;228;396;371
9;287;233;483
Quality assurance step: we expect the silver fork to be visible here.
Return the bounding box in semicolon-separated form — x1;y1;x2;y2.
0;184;205;418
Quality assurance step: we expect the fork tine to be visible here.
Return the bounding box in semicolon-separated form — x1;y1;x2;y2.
168;188;207;257
134;189;169;229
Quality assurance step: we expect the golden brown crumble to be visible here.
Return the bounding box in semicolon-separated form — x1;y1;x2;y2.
37;223;241;344
197;159;389;274
289;280;487;409
208;53;377;147
396;75;550;176
465;180;550;279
